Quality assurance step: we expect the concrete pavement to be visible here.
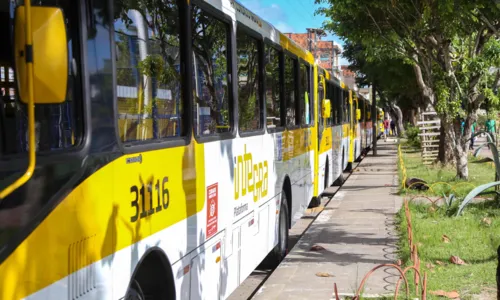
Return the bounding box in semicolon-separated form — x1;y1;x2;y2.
252;140;403;299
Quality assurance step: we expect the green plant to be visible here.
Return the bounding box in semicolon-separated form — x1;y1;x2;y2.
398;202;500;296
405;123;421;148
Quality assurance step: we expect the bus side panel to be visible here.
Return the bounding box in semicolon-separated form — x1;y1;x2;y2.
286;129;314;227
317;127;333;195
220;132;280;298
331;125;343;182
342;124;350;170
356;122;361;159
366;121;373;149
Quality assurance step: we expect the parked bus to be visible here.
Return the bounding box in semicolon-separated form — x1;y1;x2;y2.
0;0;380;299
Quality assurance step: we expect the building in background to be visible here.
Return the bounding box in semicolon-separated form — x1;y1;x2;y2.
285;30;375;103
340;65;356;90
285;30;342;79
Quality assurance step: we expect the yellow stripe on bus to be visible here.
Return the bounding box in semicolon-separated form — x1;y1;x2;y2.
319;128;332;154
278;33;314;65
0;140;206;299
0;126;318;299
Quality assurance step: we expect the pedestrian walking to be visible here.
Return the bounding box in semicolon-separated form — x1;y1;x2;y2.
470;121;476;150
390;119;396;136
486;117;496;148
383;117;390;141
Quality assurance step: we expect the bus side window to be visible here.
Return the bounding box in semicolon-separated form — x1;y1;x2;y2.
265;45;282;128
299;63;311;126
317;76;323;126
284;55;296;127
192;5;232;136
331;84;337;125
0;1;82;155
344;91;350;123
236;27;262;132
325;82;333;126
114;1;184;142
337;86;342;124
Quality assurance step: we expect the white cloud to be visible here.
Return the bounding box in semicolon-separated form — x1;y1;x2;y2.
275;22;295;33
239;0;287;26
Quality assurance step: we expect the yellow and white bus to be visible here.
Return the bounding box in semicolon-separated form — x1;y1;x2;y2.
0;0;380;299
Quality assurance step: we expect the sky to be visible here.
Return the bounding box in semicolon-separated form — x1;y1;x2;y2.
239;0;349;65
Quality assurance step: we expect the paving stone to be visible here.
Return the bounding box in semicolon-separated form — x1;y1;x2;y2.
252;141;402;299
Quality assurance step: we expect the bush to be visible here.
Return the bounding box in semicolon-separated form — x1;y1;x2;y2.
405;123;421;148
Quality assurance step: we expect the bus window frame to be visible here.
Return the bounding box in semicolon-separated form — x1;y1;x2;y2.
343;88;350;124
332;84;337;125
298;59;313;128
283;50;299;130
114;0;195;153
338;86;344;125
0;0;91;167
235;21;265;138
316;71;324;127
326;79;335;126
191;0;237;144
263;38;285;134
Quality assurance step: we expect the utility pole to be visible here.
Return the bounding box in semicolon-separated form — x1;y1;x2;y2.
371;83;377;155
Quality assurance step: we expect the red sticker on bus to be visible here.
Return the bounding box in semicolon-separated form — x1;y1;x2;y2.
206;183;218;239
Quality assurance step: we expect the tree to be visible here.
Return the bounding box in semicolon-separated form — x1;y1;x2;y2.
317;0;500;179
342;41;423;137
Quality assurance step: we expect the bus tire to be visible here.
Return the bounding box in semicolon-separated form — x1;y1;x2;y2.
346;162;353;172
308;196;321;208
333;172;344;186
262;193;289;269
125;249;175;300
125;280;145;300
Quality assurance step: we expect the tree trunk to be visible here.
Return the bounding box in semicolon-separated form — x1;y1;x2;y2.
454;118;469;179
454;142;469;179
441;118;469;179
438;123;455;165
392;104;405;137
409;109;417;127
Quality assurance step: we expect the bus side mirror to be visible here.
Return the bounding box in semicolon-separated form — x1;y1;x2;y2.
356;109;361;120
15;6;68;104
322;99;331;118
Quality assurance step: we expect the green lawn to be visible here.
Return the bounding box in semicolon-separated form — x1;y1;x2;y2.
397;144;500;299
399;147;496;197
397;201;500;299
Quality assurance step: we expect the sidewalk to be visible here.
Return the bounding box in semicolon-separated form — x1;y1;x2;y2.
252;140;403;299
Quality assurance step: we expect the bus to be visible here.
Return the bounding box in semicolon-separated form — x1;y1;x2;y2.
0;0;380;299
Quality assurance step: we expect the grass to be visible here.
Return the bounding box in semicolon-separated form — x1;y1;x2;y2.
399;145;496;198
397;143;500;298
397;201;500;299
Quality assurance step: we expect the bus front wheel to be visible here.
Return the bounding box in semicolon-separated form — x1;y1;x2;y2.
126;280;145;300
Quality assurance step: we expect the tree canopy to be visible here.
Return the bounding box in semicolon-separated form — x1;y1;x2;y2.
317;0;500;179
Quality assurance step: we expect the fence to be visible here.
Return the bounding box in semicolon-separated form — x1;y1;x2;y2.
417;111;440;165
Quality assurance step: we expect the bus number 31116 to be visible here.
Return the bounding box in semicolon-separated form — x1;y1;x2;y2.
130;176;170;222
